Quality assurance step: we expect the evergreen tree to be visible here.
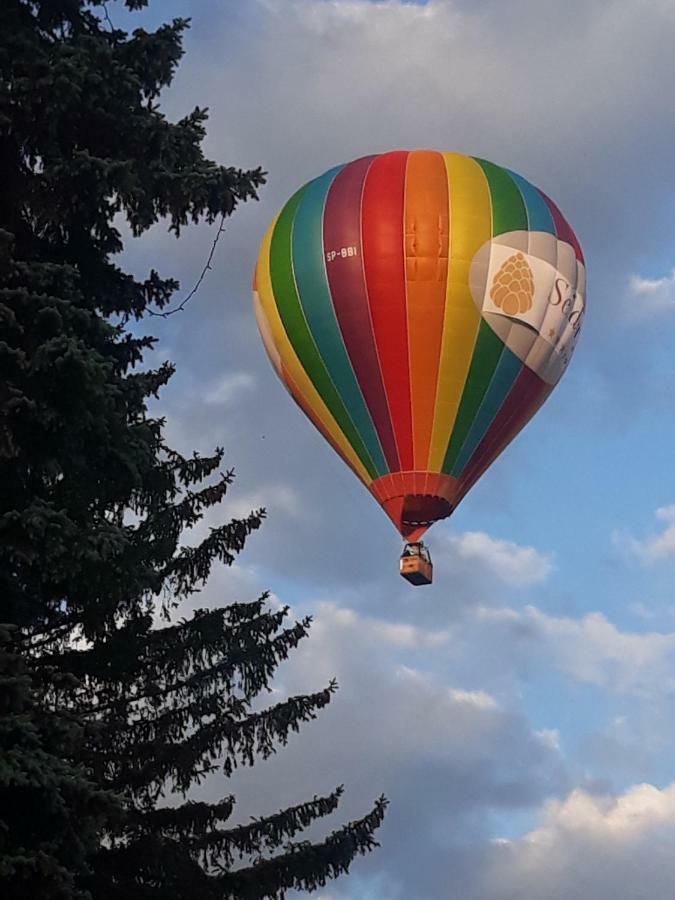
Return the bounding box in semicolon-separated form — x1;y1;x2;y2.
0;2;387;897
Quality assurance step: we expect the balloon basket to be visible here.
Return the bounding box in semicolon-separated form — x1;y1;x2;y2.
399;542;433;586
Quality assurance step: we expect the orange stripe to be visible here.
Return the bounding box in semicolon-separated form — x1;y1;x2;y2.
404;151;450;468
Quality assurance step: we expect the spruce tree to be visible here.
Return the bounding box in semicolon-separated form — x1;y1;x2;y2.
0;2;386;897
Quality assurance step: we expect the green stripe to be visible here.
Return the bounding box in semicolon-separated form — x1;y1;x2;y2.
292;169;387;474
475;159;528;236
442;320;505;474
269;187;379;479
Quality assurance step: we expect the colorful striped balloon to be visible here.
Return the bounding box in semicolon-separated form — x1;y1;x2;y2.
253;151;585;542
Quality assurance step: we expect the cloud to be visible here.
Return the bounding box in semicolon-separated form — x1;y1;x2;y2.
178;0;675;266
226;483;302;521
202;371;256;406
481;781;675;900
183;595;675;897
628;270;675;315
208;600;567;900
317;602;453;650
446;532;553;587
534;729;560;752
616;505;675;564
476;605;675;695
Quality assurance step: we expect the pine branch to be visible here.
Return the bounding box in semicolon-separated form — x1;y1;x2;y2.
103;682;339;796
61;604;306;709
90;835;216;900
131;796;237;840
217;796;389;899
167;511;266;595
135;472;235;544
193;788;345;870
163;448;225;487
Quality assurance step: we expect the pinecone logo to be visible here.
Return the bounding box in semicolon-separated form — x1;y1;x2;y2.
490;252;535;316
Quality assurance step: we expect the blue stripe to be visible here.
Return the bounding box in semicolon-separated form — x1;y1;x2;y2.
507;170;556;234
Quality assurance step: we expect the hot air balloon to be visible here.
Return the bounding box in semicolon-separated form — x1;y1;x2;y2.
253;151;585;585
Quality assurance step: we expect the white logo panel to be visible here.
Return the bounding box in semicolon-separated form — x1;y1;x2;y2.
469;231;585;385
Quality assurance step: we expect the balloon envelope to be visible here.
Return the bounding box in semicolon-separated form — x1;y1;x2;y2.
253;151;585;541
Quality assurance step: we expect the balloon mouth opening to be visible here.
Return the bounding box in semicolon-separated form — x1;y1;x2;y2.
401;494;452;528
398;495;452;541
370;472;458;542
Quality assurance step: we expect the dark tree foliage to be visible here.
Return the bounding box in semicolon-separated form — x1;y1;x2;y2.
0;2;387;898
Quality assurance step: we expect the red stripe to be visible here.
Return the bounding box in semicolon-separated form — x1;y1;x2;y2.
538;190;584;263
361;151;414;471
323;157;400;470
456;367;552;502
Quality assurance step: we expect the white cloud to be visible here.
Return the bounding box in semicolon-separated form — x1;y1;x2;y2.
226;483;302;520
449;687;498;710
202;371;256;406
617;505;675;563
628;270;675;315
482;782;675;900
171;592;675;898
447;531;553;587
324;604;452;649
179;0;675;274
476;605;675;695
535;729;561;752
213;600;566;900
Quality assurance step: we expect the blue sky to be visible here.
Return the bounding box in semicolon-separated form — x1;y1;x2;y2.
114;1;675;896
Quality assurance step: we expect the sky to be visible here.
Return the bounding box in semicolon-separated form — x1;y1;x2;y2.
112;1;675;896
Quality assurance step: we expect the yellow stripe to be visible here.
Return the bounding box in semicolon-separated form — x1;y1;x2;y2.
255;215;373;486
253;289;284;381
427;154;492;471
